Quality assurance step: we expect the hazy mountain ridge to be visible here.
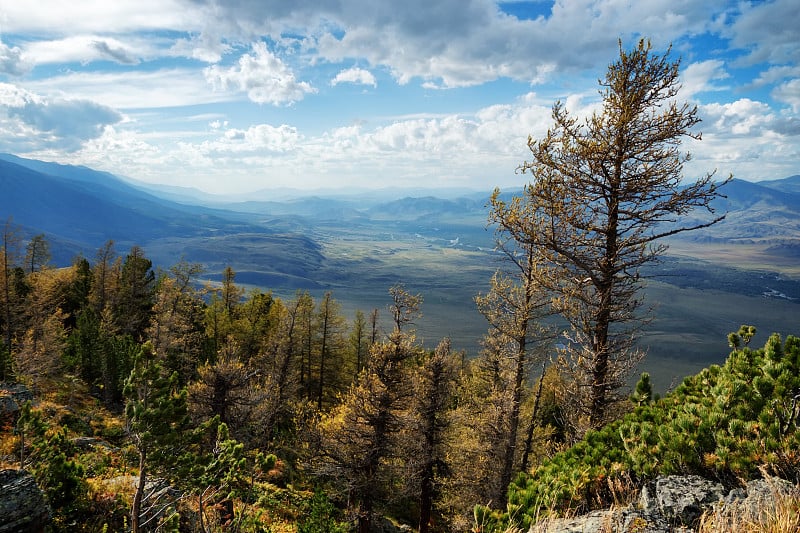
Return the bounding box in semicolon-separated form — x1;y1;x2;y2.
0;155;321;283
2;153;799;283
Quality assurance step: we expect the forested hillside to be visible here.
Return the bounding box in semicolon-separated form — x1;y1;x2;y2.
1;244;798;532
0;245;569;531
2;41;799;533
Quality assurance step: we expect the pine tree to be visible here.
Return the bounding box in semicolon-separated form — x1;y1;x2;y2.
124;341;192;533
147;261;206;383
115;246;156;342
315;286;422;533
314;291;348;410
24;234;50;274
490;39;729;430
411;338;460;533
1;218;22;375
475;251;553;504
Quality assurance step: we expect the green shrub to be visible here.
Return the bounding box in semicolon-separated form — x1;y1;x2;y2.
493;329;800;530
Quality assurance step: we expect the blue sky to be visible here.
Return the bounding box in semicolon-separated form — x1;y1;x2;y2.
0;0;798;194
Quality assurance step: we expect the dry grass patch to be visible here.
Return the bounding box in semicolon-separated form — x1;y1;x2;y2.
698;479;800;533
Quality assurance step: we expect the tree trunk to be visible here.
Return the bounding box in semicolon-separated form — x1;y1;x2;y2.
521;361;547;471
418;462;434;533
132;450;147;533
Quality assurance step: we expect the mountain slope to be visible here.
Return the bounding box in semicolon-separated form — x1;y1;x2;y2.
669;178;800;244
0;157;325;285
757;174;800;195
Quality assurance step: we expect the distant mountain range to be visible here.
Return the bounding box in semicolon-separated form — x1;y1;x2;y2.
2;152;799;277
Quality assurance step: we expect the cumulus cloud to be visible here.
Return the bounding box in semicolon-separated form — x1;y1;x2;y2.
0;83;123;151
701;99;774;136
193;123;302;154
204;42;316;105
331;67;377;87
681;60;730;99
772;79;800;113
170;32;231;63
0;40;30;76
187;0;726;88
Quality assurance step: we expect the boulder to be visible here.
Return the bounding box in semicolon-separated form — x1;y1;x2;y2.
0;469;50;533
0;383;34;425
640;475;726;526
713;476;798;525
530;508;675;533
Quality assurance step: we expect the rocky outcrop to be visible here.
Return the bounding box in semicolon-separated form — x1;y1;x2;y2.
0;383;33;425
530;475;799;533
639;475;726;526
0;469;50;533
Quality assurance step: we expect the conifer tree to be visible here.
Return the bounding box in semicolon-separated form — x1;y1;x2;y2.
350;309;368;376
475;244;554;504
24;234;50;274
148;261;206;383
411;337;460;533
115;246;156;342
1;218;22;374
316;286;422;533
124;341;192;533
490;39;729;430
314;291;348;410
88;240;119;316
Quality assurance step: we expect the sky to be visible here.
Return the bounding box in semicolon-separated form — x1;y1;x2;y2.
0;0;798;195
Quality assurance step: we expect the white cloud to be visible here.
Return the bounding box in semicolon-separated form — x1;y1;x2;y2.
681;60;730;99
185;0;726;88
750;66;800;88
0;83;123;151
0;0;199;35
680;97;800;181
170;33;231;63
216;124;301;152
772;79;800;113
726;0;800;66
20;35;166;66
701;99;774;136
22;69;222;110
204;42;316;105
331;67;377;87
0;40;31;76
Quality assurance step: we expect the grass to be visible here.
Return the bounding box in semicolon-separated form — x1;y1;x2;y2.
698;479;800;533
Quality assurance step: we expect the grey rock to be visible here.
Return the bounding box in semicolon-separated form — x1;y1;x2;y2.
530;508;675;533
530;510;615;532
0;469;50;533
641;475;725;526
0;383;34;424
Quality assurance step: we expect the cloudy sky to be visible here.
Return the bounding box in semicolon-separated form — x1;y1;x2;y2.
0;0;798;194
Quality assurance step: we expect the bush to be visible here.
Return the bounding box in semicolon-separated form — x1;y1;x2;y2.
495;330;800;530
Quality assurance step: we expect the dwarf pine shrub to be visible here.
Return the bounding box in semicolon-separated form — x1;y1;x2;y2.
493;329;800;531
